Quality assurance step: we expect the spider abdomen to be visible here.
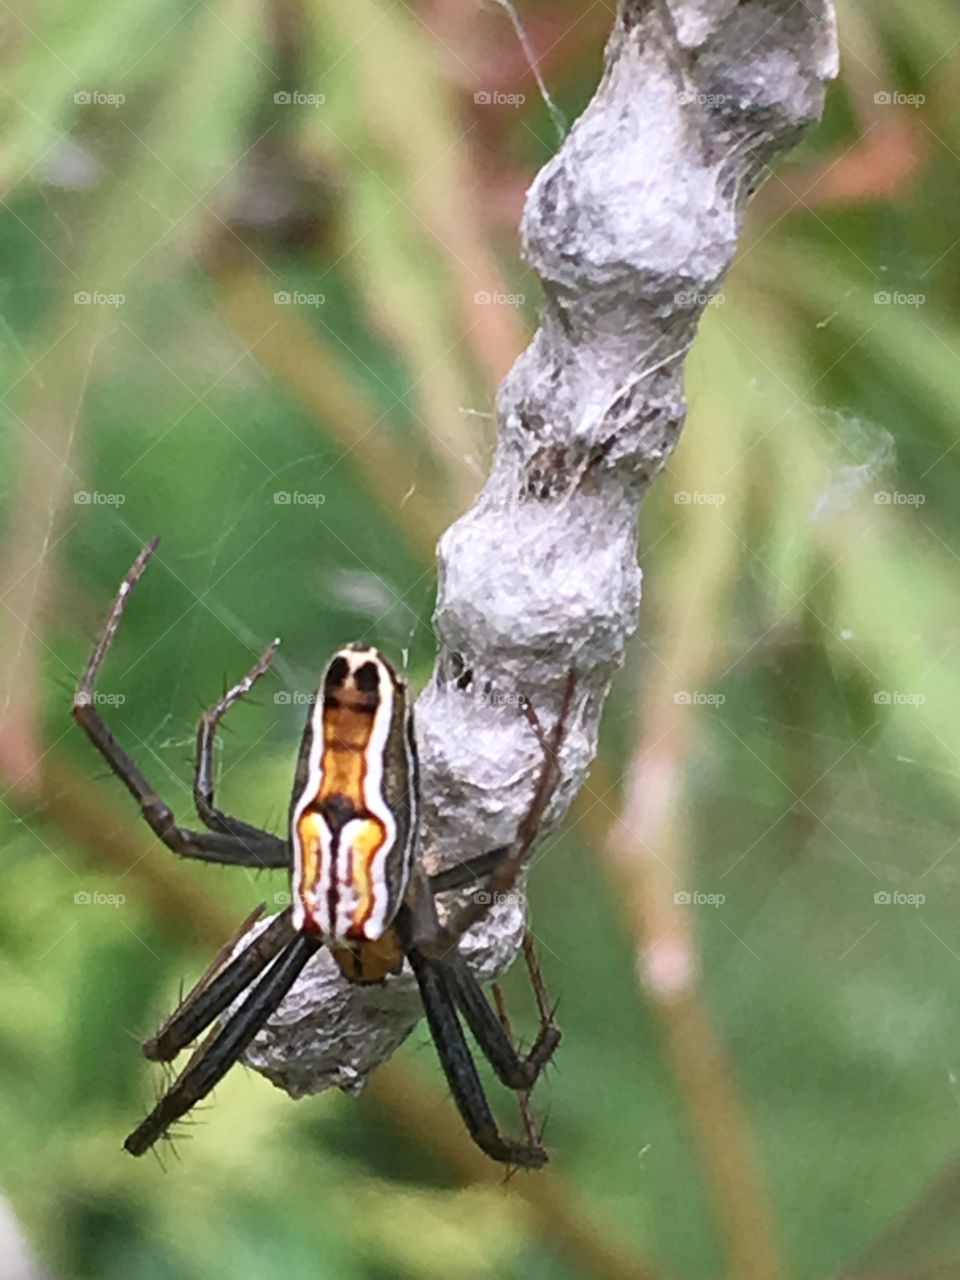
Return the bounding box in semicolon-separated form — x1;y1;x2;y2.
290;646;418;944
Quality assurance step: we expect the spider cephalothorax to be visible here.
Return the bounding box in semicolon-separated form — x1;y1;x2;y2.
73;539;570;1168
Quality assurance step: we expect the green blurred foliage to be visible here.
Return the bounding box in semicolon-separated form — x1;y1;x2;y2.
1;1;959;1278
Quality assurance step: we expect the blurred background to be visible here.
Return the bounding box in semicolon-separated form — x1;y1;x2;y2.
0;1;958;1277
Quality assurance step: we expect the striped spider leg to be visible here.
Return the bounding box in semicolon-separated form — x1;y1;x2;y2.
74;541;561;1168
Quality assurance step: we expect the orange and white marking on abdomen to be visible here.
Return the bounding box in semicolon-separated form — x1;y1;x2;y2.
290;646;411;944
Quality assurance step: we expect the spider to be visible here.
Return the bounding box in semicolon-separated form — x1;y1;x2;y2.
72;539;572;1168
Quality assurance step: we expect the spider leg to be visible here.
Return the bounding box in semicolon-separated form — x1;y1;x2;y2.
442;948;560;1090
406;945;548;1169
518;932;558;1038
125;932;318;1156
491;981;542;1151
193;638;289;859
494;934;560;1148
427;846;510;895
426;670;575;956
72;539;287;869
144;907;296;1062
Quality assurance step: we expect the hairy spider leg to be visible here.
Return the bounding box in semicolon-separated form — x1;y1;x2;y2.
443;949;560;1090
426;846;511;894
140;853;517;1068
423;670;576;958
144;908;296;1062
145;901;266;1051
491;934;559;1149
405;944;548;1169
125;934;319;1157
72;539;287;869
491;982;540;1150
85;545;564;1167
395;870;558;1166
193;636;288;852
130;905;557;1165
